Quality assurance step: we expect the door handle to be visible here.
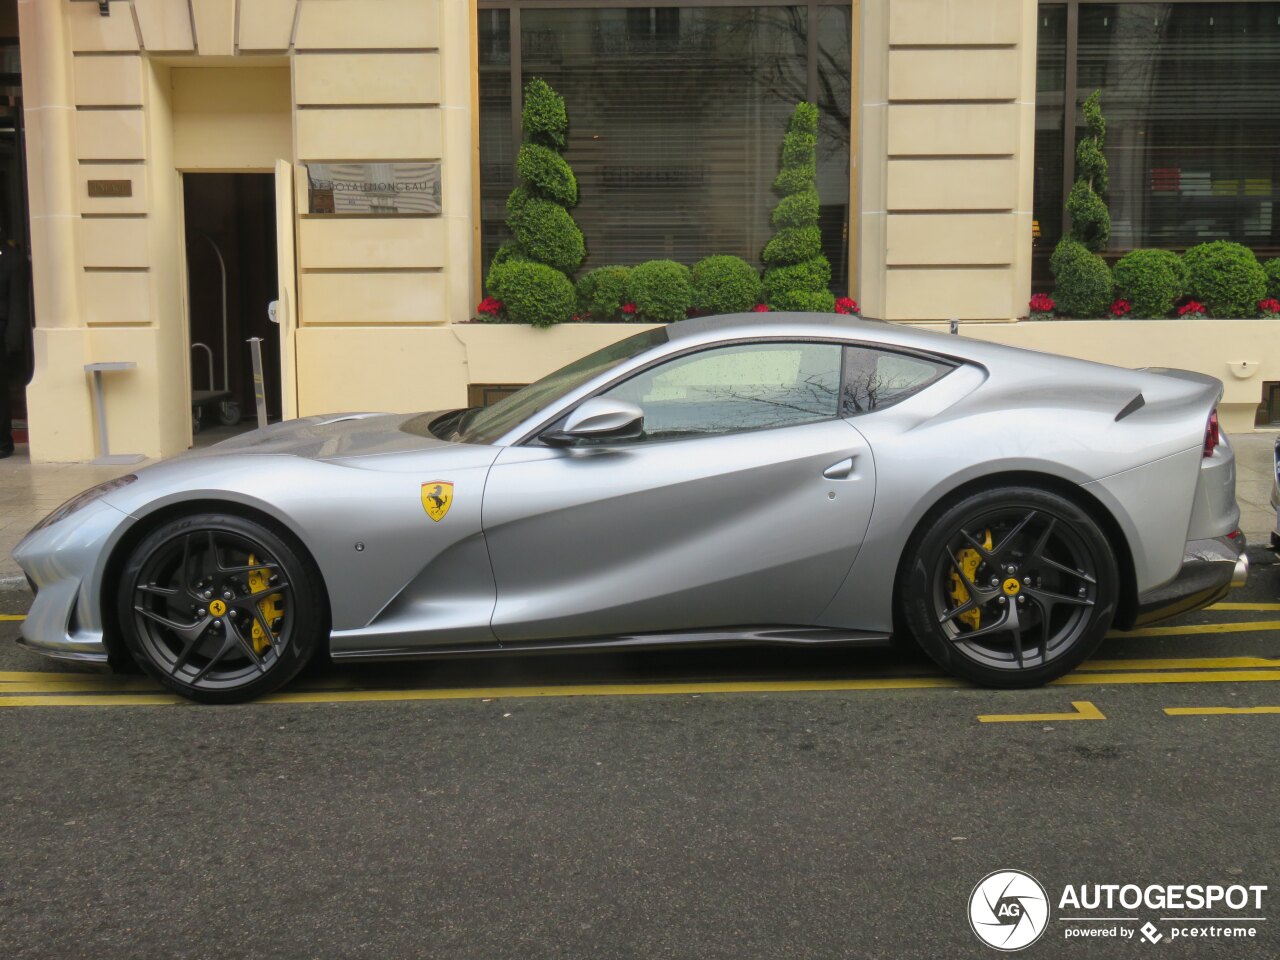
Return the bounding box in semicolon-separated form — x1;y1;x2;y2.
823;456;856;480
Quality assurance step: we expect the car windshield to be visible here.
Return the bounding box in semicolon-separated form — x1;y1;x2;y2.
407;327;670;445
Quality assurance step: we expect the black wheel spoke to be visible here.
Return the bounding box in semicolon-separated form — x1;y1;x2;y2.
1037;554;1097;584
243;582;289;604
958;528;996;563
947;607;1013;642
135;606;209;642
136;583;179;599
191;633;238;683
219;561;282;577
1026;517;1057;564
946;549;996;603
1008;600;1024;668
992;510;1037;558
227;618;267;673
1025;586;1093;617
938;596;979;626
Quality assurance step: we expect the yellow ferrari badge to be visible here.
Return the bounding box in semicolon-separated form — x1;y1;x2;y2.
421;481;454;522
1003;577;1021;596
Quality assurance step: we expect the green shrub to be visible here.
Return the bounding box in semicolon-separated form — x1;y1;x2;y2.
576;265;631;321
762;257;831;304
1183;241;1268;317
1050;237;1112;317
493;78;583;324
508;197;585;274
690;255;761;315
629;260;692;323
1065;90;1110;252
762;226;822;268
770;288;836;313
521;78;567;149
1111;249;1185;318
486;260;576;328
515;143;577;207
1263;257;1280;300
762;102;832;312
1065;179;1110;253
771;189;820;229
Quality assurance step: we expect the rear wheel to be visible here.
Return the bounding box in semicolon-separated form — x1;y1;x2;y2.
899;487;1118;687
117;513;326;703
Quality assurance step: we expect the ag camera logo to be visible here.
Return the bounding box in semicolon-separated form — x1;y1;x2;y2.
969;870;1050;951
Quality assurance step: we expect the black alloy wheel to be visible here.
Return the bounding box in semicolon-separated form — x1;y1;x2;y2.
899;486;1119;687
118;513;326;703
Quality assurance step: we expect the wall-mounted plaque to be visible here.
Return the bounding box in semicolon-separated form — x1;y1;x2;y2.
305;162;441;215
87;179;133;198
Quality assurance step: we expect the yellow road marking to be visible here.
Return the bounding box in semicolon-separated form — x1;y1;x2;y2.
1164;706;1280;716
1110;620;1280;638
1080;656;1280;671
0;679;165;694
1209;603;1280;611
0;614;25;621
978;700;1104;723
5;666;1280;707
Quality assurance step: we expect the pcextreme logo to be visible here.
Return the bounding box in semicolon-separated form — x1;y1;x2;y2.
968;872;1269;950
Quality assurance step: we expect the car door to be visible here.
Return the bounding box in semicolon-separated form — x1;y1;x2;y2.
482;339;878;643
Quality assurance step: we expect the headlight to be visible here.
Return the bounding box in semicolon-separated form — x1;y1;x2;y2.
27;475;138;536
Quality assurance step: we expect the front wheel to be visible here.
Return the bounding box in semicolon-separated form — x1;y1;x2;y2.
898;487;1118;687
118;513;327;703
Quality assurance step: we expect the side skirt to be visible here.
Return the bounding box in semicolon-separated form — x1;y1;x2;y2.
329;626;893;662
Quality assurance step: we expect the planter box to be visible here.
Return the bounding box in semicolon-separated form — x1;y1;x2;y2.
451;322;663;385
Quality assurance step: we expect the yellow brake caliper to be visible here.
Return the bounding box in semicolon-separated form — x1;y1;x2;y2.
948;530;992;630
247;554;284;655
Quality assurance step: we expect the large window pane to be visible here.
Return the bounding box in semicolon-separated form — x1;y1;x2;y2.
477;6;853;295
1033;5;1067;285
1076;3;1280;249
478;9;513;270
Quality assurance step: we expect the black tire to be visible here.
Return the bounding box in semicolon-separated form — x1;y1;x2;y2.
898;486;1118;688
117;512;327;703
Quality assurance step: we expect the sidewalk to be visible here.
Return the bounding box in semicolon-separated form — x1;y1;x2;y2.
1;429;1276;588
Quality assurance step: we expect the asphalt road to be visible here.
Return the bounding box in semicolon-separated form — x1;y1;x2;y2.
2;553;1279;960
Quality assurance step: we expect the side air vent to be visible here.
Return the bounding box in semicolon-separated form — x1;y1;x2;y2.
1114;393;1145;422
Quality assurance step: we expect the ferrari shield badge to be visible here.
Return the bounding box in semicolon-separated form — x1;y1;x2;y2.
421;481;454;522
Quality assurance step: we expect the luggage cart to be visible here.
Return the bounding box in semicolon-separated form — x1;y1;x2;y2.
189;235;240;433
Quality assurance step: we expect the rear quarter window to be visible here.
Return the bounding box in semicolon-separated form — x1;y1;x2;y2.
841;347;953;416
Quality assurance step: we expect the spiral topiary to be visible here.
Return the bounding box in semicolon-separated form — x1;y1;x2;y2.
762;102;833;312
485;78;584;325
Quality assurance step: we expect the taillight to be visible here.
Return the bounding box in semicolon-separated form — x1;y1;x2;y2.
1203;409;1220;458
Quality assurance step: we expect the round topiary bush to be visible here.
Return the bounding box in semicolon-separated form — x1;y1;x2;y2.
1182;241;1268;317
576;265;631;322
1262;257;1280;300
690;255;761;315
629;260;692;323
485;259;576;328
1050;237;1112;318
1111;249;1185;318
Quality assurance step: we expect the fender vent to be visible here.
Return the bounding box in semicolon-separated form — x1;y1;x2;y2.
1115;393;1145;422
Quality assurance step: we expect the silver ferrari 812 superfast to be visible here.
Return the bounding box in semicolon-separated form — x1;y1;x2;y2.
14;313;1247;702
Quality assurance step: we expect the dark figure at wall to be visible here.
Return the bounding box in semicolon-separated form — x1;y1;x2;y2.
0;224;31;459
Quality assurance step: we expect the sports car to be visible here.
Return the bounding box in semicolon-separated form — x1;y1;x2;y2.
14;313;1247;702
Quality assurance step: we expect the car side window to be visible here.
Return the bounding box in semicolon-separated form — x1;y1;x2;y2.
602;341;843;441
841;347;952;416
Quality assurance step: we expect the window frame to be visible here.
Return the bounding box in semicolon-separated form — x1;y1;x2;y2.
514;335;958;447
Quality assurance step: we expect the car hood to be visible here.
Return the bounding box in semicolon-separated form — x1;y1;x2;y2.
183;411;455;461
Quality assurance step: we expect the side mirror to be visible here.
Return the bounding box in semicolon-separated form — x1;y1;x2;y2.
541;397;645;446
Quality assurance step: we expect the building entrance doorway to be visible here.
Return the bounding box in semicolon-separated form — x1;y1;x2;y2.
182;173;281;435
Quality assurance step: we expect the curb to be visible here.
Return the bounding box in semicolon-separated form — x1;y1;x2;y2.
0;574;31;595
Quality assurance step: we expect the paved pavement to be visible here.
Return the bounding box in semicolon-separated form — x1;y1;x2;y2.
2;549;1279;958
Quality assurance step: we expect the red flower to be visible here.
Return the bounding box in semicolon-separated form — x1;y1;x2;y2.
1028;293;1055;315
1259;298;1280;317
621;302;637;315
1110;298;1132;318
834;296;859;315
476;296;503;316
752;303;770;312
1178;300;1207;317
